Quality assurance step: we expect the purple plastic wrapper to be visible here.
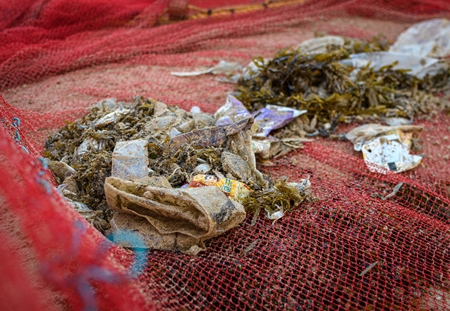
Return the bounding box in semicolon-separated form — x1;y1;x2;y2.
215;95;252;126
253;105;307;137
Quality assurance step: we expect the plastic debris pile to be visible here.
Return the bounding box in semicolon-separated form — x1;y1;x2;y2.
45;96;312;254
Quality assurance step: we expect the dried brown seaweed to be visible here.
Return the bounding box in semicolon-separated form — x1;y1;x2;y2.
235;36;450;136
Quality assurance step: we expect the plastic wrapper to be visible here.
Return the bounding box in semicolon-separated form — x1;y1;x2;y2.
390;18;450;58
346;124;423;173
213;97;308;158
215;95;252;126
104;177;246;255
340;52;447;78
189;174;252;203
111;139;149;182
253;105;307;137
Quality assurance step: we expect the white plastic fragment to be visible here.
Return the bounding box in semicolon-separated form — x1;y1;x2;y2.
94;108;131;128
95;98;118;110
346;124;424;173
241;58;270;80
382;117;413;126
170;127;182;138
251;140;271;159
170;60;242;77
266;208;284;222
390;18;450;58
111;139;149;181
193;163;211;175
66;198;92;212
76;138;101;156
190;106;202;113
340;52;447;78
361;133;422;173
297;35;345;54
291;178;311;193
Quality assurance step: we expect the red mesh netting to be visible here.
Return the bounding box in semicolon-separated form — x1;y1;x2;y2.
1;0;449;310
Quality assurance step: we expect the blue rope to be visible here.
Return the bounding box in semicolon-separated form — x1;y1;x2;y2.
41;220;148;311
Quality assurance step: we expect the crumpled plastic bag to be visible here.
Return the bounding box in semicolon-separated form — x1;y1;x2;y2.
346;124;423;173
104;177;246;255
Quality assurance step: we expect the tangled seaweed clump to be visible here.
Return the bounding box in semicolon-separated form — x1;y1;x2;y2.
44;97;313;233
235;36;450;136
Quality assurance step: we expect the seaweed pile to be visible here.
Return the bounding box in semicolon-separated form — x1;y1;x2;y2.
44;97;312;232
235;36;450;137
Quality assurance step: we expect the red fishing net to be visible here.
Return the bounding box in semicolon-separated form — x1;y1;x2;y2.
1;0;449;310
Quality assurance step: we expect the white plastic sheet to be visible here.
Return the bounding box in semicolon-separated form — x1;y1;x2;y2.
390;18;450;58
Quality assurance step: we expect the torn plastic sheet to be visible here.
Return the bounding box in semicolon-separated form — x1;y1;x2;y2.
390;18;450;58
346;124;423;173
340;52;447;78
170;60;242;77
253;105;307;137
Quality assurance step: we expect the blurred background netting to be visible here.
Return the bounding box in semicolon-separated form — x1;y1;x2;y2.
1;0;450;310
